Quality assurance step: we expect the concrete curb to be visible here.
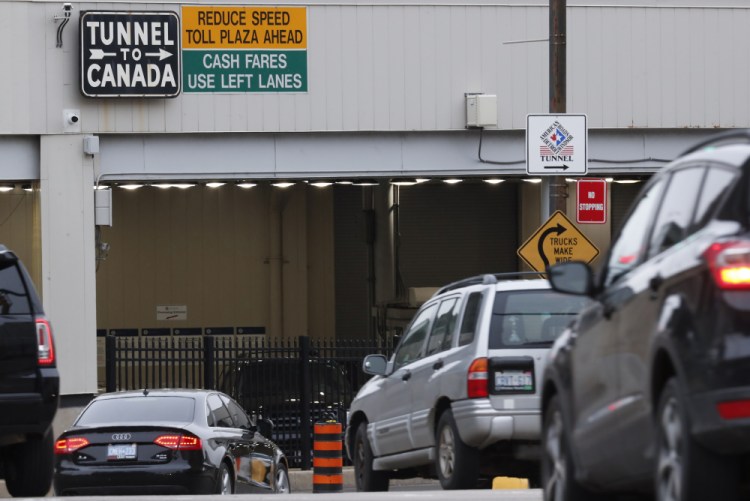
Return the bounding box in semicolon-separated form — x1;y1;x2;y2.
289;467;439;493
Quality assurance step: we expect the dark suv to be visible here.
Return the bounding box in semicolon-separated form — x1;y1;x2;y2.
0;245;59;497
541;130;750;501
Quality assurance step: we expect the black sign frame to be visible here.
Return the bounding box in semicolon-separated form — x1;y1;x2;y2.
80;11;181;98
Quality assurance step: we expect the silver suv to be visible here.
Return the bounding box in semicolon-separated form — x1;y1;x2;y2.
345;273;590;490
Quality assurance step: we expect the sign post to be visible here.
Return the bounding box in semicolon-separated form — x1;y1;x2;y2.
80;11;180;97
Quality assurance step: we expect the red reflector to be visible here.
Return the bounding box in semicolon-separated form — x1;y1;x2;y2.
154;434;202;450
717;400;750;420
467;358;489;398
54;437;90;454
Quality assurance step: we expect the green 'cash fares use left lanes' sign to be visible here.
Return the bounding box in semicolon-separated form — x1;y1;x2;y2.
181;6;307;93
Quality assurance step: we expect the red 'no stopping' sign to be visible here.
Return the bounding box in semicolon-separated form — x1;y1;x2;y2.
577;178;607;224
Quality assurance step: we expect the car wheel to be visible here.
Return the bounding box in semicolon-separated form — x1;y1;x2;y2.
217;462;234;495
275;463;292;494
542;395;601;501
655;378;739;501
4;429;53;498
353;423;389;491
435;409;479;489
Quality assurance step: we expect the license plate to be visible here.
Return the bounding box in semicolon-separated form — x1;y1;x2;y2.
495;370;533;392
107;443;137;460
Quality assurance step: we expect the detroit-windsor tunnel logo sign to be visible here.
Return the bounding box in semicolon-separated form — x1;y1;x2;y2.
517;211;599;273
80;11;180;97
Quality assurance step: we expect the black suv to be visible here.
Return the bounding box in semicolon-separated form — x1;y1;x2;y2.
541;130;750;501
0;245;59;497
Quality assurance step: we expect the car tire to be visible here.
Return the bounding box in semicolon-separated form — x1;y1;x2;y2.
4;429;54;498
353;423;389;491
217;461;234;495
275;463;292;494
541;395;601;501
435;409;480;489
655;378;739;501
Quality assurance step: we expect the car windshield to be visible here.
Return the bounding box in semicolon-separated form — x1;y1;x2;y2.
488;290;590;349
75;396;196;426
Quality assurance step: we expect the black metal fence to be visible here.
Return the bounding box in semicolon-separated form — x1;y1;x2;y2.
104;334;394;469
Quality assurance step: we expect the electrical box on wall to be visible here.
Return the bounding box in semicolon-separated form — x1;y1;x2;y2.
95;189;112;226
465;94;498;128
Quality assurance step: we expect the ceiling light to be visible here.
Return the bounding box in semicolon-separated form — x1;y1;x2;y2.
120;184;143;190
523;178;542;184
172;183;195;189
391;178;418;187
237;182;257;189
483;178;505;185
309;180;333;188
152;183;173;189
416;178;430;184
22;184;32;192
206;182;225;188
605;178;614;183
94;185;110;190
352;179;378;186
0;184;14;192
443;178;463;185
335;180;354;185
614;179;641;184
272;181;295;189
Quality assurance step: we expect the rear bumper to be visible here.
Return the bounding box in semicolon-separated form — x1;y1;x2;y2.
689;386;750;455
451;399;541;449
53;461;216;495
0;369;59;441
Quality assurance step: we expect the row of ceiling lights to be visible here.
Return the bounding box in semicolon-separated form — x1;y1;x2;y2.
0;177;642;193
95;177;642;191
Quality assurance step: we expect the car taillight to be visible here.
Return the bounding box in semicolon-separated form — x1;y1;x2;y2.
704;241;750;290
154;434;202;450
717;400;750;420
467;358;489;398
55;437;90;454
36;318;55;366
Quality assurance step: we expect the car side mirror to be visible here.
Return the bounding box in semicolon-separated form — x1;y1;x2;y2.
257;417;274;438
548;261;594;296
362;354;388;376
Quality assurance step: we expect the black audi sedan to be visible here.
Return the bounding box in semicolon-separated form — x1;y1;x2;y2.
53;389;291;495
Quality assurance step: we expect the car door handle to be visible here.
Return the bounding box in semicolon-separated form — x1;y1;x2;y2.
401;370;412;381
432;360;444;371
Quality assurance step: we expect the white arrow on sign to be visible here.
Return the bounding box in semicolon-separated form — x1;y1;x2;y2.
145;48;173;61
89;48;116;60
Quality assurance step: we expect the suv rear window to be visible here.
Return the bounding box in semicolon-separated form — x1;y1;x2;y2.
488;290;590;349
0;262;32;315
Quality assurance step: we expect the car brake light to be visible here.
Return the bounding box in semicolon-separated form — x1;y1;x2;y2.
717;400;750;420
154;434;202;450
467;358;489;398
36;318;55;366
704;241;750;290
55;437;90;454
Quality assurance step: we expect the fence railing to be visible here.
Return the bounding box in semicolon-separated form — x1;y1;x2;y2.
105;334;394;469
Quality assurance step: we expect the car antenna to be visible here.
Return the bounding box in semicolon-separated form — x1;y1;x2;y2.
143;388;149;396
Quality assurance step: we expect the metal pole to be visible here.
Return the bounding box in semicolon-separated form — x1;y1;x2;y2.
549;0;568;214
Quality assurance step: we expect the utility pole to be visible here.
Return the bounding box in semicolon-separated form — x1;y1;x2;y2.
548;0;567;213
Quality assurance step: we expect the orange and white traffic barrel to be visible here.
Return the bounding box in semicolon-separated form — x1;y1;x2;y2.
312;421;343;493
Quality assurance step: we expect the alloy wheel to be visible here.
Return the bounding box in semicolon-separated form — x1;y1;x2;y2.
220;466;232;495
438;424;456;480
276;467;291;493
657;398;683;501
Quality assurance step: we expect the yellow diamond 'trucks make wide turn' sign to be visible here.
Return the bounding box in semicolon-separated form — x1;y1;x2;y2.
517;210;599;273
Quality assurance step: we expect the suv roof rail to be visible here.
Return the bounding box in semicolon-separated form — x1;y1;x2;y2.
681;129;750;156
434;271;546;296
